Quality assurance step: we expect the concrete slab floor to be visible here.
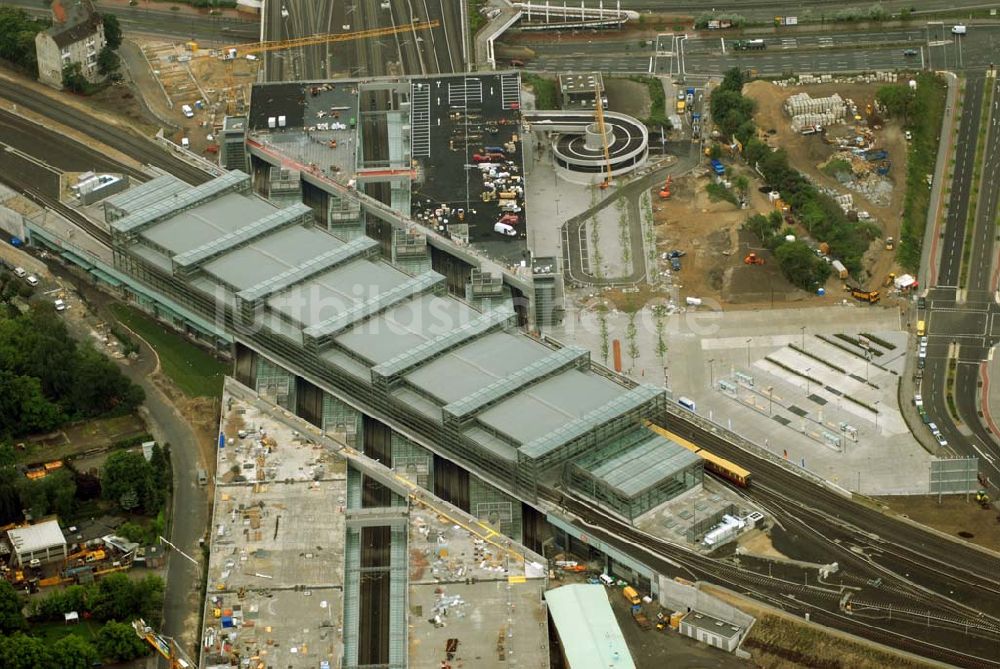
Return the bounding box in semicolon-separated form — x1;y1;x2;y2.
219;397;348;483
547;304;933;495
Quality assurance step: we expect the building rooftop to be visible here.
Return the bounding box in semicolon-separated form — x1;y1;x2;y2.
47;0;102;49
140;192;272;256
682;611;744;641
587;433;702;497
248;81;360;183
544;584;635;669
8;520;65;555
414;72;529;266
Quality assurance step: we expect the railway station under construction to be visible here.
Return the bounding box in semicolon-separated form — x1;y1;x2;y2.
104;169;704;539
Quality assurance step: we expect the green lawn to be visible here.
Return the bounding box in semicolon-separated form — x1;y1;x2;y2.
110;304;227;397
29;619;102;644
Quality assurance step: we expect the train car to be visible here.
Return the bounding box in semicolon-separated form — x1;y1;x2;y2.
645;422;752;488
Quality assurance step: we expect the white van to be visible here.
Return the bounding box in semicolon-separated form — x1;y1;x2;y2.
494;222;517;236
598;573;614;586
25;275;38;286
181;137;190;149
952;25;966;35
13;267;26;278
181;104;194;118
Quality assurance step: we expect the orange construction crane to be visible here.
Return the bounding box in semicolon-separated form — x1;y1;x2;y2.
744;252;765;265
594;84;614;189
207;21;440;114
219;20;439;58
132;619;193;668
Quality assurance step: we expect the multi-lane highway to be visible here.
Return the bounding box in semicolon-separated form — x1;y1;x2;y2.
513;24;997;76
2;0;258;43
261;0;464;82
618;0;993;20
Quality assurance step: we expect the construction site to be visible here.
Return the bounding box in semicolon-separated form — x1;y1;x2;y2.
200;379;550;669
1;517;148;593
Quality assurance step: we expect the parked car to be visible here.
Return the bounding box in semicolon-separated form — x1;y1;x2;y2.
25;275;38;286
13;266;26;278
54;299;66;312
903;49;918;57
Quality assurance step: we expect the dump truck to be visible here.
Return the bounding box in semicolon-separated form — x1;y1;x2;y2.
848;286;880;304
632;607;653;630
623;586;642;605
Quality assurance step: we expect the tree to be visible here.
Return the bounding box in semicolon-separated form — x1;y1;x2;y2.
97;620;150;662
90;573;136;622
33;584;93;621
0;580;26;634
52;634;100;669
775;240;832;290
62;62;88;93
97;46;119;76
0;633;52;669
0;370;63;437
101;13;122;50
102;450;156;512
876;83;916;122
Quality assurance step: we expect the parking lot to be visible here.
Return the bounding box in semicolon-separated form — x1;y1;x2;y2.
412;73;528;265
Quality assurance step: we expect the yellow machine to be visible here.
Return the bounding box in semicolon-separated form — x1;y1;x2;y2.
595;84;614;189
132;619;192;668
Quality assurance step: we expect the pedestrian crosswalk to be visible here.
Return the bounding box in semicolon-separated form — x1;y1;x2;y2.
448;78;483;107
410;82;431;157
500;73;520;108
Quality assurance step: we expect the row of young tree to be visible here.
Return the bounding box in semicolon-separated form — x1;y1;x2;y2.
0;576;158;667
0;306;145;439
710;68;879;289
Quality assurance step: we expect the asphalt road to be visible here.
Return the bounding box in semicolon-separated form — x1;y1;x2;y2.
3;0;259;43
519;24;1000;76
953;75;1000;477
52;268;211;659
618;0;994;20
919;73;1000;485
261;0;464;83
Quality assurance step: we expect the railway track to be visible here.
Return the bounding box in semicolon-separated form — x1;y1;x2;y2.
550;489;1000;667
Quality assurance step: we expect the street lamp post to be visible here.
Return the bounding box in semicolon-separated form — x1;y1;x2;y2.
874;400;880;433
708;358;715;389
800;326;806;349
767;386;773;416
804;368;811;396
745;338;752;368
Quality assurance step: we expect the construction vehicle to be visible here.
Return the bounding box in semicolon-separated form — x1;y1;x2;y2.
884;272;896;287
594;83;614;189
633;607;653;630
976;490;991;509
658;175;672;199
848;286;880;304
132;619;194;668
885;236;894;250
744;252;765;265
